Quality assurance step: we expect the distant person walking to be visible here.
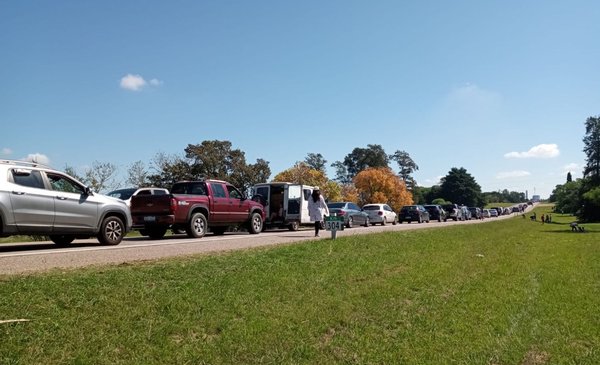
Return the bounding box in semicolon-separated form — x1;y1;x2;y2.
541;214;545;224
308;187;329;237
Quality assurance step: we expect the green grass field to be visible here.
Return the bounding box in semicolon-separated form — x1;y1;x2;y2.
1;206;599;364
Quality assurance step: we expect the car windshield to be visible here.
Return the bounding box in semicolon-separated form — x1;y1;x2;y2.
107;188;136;200
327;203;346;209
362;205;380;211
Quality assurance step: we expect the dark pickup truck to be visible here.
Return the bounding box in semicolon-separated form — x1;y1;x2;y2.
130;179;265;239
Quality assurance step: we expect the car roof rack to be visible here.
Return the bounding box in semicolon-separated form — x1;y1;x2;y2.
0;159;52;169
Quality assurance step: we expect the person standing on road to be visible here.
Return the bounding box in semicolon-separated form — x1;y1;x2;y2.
308;187;329;237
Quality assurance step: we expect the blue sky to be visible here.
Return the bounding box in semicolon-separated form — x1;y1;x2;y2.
2;1;599;198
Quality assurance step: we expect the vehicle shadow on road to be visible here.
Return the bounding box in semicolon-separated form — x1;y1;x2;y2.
0;242;102;252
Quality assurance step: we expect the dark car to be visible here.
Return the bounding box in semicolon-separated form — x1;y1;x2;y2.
327;202;370;228
398;205;430;223
424;204;447;222
468;207;482;220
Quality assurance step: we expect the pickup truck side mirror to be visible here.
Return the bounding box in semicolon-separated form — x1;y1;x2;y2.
84;186;94;196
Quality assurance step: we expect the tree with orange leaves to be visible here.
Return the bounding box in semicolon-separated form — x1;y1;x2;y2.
353;167;413;211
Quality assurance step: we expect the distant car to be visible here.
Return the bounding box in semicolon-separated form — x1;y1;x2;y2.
362;203;397;225
424;204;447;222
489;209;499;217
468;207;482;220
398;205;430;223
442;204;463;221
327;202;370;228
108;187;169;207
482;209;491;218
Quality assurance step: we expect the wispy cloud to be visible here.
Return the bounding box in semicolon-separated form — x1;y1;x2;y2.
120;74;163;91
1;147;12;156
23;153;51;165
441;83;503;122
504;144;560;159
496;170;531;179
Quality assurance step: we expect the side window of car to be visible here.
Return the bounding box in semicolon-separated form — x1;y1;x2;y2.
349;203;359;211
210;183;226;198
11;169;45;189
47;173;85;194
227;185;242;200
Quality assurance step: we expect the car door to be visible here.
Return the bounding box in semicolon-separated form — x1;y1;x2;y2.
208;182;230;223
8;168;55;233
226;184;248;223
46;172;101;233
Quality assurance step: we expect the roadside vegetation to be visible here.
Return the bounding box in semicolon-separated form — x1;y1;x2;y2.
1;206;599;364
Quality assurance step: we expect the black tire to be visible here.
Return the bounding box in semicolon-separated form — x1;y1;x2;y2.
97;216;125;245
289;221;299;231
347;217;353;228
418;216;422;224
148;227;167;240
50;235;75;246
186;212;207;238
381;217;387;226
248;212;263;234
212;227;226;235
363;218;369;227
438;217;442;222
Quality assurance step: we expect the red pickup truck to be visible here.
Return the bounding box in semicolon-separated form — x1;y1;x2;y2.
130;179;265;239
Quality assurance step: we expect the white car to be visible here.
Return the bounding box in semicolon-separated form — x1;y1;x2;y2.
107;187;169;207
362;203;397;226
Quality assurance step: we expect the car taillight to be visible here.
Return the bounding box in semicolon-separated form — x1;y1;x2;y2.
378;211;383;216
170;198;177;214
338;211;346;215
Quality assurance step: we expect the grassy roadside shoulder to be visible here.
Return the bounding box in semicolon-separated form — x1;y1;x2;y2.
1;206;599;364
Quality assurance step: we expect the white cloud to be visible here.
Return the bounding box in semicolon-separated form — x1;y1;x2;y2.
496;170;531;179
120;74;163;91
1;147;12;156
120;74;147;91
504;144;560;159
23;153;51;165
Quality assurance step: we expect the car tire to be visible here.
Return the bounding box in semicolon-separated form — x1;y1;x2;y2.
289;221;299;231
347;217;353;228
381;217;387;226
148;227;167;240
363;218;369;227
186;212;207;238
418;216;422;223
248;212;263;234
97;216;125;245
392;218;397;225
50;234;75;246
212;227;226;235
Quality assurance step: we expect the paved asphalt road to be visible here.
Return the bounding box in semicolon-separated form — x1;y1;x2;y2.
0;211;526;275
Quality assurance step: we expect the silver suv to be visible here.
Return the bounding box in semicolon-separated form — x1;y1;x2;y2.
0;159;132;245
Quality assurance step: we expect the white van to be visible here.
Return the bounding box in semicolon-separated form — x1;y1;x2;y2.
252;182;315;231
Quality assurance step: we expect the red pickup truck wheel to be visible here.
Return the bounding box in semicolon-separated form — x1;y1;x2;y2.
187;212;207;238
248;212;263;234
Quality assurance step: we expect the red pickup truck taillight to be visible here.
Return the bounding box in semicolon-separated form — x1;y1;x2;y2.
170;197;178;214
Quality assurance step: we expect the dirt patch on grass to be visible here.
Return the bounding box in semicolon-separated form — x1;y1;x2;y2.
521;349;549;365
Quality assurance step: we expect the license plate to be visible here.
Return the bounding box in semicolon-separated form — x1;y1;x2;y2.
144;216;156;222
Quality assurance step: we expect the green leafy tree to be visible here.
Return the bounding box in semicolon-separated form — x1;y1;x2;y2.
581;116;600;221
583;116;600;185
184;140;271;194
439;167;483;207
304;153;327;173
334;144;389;183
390;150;419;190
552;180;583;215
